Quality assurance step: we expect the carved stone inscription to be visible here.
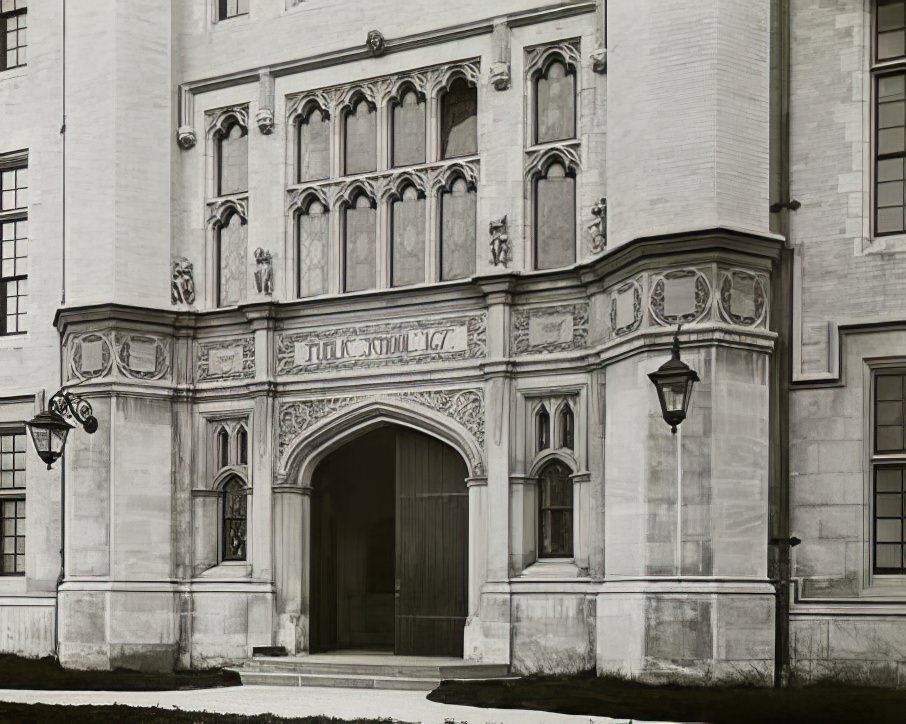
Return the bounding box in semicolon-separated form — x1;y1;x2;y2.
277;314;487;375
197;337;256;382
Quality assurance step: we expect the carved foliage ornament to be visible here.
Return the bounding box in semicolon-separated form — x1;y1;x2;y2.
609;278;643;337
649;268;712;326
277;388;486;470
512;303;590;355
205;105;250;140
717;269;768;327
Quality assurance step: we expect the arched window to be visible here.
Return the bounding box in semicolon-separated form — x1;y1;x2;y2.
536;406;550;452
237;426;248;466
439;176;476;281
391;185;426;287
535;59;576;144
392;89;426;167
534;161;576;270
344;98;376;175
297;198;329;297
216;121;248;196
221;477;247;562
343;193;376;292
538;460;573;558
216;427;229;469
440;78;477;159
298;106;330;183
216;211;247;306
559;405;574;450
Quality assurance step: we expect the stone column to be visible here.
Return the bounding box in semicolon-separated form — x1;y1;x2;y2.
272;484;308;653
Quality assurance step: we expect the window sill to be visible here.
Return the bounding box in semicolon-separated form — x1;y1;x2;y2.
0;65;27;82
519;559;582;579
196;561;251;579
0;576;27;595
0;333;28;350
863;233;906;256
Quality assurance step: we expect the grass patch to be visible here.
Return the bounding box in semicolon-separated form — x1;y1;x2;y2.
0;655;240;691
0;703;394;723
429;672;906;724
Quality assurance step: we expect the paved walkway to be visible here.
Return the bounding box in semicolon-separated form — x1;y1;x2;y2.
0;685;678;723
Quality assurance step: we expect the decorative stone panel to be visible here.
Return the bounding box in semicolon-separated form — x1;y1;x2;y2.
276;314;486;375
66;331;171;382
716;269;769;327
196;336;256;382
512;303;589;355
649;268;712;327
277;388;486;465
608;278;643;337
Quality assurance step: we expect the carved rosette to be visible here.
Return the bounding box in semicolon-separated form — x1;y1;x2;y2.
648;268;712;327
717;269;769;328
277;388;486;471
196;336;256;382
608;279;643;337
512;303;589;355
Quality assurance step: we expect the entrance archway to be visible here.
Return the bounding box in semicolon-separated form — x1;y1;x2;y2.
309;424;468;657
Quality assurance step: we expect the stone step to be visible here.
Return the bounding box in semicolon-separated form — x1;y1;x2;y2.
232;670;441;691
239;658;510;680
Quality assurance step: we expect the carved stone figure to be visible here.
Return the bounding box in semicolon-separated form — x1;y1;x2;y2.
366;30;386;57
171;257;196;305
489;216;510;268
589;197;607;253
590;47;607;74
255;107;274;135
176;126;197;150
489;62;511;91
254;247;274;295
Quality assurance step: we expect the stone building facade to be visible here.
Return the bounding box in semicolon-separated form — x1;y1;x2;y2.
0;0;901;685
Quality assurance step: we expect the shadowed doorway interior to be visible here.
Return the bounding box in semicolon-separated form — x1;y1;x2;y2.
310;425;468;657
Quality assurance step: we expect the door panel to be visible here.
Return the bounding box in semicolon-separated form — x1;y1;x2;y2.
395;430;468;656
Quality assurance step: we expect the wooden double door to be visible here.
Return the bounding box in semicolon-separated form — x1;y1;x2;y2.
311;427;468;657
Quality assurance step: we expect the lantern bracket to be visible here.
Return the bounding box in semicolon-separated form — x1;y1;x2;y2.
48;390;99;434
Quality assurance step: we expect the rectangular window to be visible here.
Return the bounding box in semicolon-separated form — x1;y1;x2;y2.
873;371;906;574
218;0;248;21
0;156;27;335
0;0;26;71
875;2;906;235
0;430;25;575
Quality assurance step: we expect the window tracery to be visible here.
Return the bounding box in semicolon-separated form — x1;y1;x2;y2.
285;60;480;296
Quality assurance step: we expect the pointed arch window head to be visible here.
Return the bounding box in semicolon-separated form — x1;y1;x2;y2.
298;106;330;183
343;193;377;292
216;427;230;469
559;405;575;450
534;160;576;270
221;477;247;562
344;98;377;175
439;176;476;281
535;58;576;145
391;184;426;287
441;78;478;159
216;121;248;196
297;197;329;298
538;460;573;558
536;406;551;453
392;89;426;168
237;426;248;466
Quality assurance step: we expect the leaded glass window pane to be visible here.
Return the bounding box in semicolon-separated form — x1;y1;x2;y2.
440;178;476;281
535;162;575;270
876;373;906;453
559;406;574;450
393;90;426;167
0;166;27;211
0;497;24;574
217;123;248;196
539;461;573;558
217;213;247;307
536;60;576;144
299;108;330;182
0;1;26;71
222;479;247;562
878;1;906;61
440;79;477;159
343;195;376;292
344;100;376;175
536;407;550;452
391;186;425;287
298;200;329;297
874;465;906;574
216;428;229;469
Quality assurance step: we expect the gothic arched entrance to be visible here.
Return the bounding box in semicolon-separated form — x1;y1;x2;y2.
309;424;468;657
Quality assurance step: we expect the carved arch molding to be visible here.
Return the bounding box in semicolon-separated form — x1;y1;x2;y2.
278;388;486;476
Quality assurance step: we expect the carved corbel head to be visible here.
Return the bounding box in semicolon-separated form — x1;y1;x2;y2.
367;30;386;57
489;62;511;91
176;126;197;150
255;107;275;135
